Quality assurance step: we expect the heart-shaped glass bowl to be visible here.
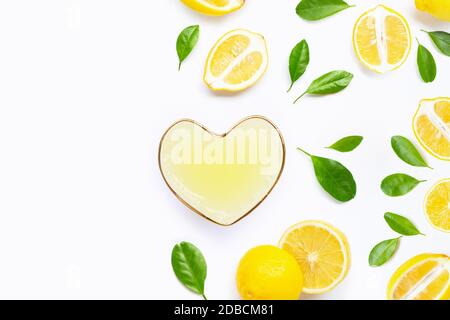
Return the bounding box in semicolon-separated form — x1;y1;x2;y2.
158;116;285;226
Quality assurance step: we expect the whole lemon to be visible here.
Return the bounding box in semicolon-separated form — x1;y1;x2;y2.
236;245;303;300
415;0;450;21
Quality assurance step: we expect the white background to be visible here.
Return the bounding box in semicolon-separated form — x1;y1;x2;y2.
0;0;448;300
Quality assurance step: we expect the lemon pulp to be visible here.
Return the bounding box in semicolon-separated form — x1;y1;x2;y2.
424;179;450;232
279;220;351;294
413;97;450;160
204;29;268;92
387;253;450;300
353;5;411;73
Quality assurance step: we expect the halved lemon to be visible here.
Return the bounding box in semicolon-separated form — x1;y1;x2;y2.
387;253;450;300
203;29;268;92
279;220;351;294
413;97;450;161
352;5;411;73
180;0;244;16
424;179;450;232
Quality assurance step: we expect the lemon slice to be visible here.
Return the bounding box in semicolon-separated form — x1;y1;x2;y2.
424;179;450;232
279;220;351;294
387;253;450;300
180;0;244;16
353;5;411;73
203;29;268;92
413;97;450;161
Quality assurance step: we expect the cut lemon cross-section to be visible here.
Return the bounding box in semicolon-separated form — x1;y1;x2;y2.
424;179;450;232
387;253;450;300
204;29;268;92
279;220;351;294
413;97;450;161
180;0;244;16
353;5;411;73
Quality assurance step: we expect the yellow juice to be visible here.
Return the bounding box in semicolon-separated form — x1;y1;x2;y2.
159;117;285;225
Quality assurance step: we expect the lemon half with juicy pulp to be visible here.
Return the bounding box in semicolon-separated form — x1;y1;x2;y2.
413;97;450;161
353;5;411;73
387;253;450;300
236;245;304;300
424;179;450;232
180;0;245;16
279;220;351;294
204;29;268;92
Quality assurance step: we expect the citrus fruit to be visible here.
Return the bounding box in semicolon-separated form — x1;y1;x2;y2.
387;253;450;300
413;97;450;161
180;0;244;16
424;179;450;232
279;220;351;294
352;5;411;73
415;0;450;21
204;29;268;92
236;245;303;300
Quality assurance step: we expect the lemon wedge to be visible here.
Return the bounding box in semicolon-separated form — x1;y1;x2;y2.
279;220;351;294
180;0;244;16
203;29;268;92
424;179;450;232
413;97;450;161
353;5;411;73
387;253;450;300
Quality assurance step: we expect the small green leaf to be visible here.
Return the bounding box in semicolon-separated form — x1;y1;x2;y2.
327;136;363;152
176;25;200;70
171;241;207;299
296;0;354;21
305;70;353;94
422;30;450;57
381;174;425;197
297;147;356;202
391;136;431;168
369;238;400;267
384;212;423;236
294;70;353;103
288;39;310;92
417;42;436;83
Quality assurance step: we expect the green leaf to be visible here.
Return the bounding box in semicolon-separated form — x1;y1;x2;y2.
381;174;425;197
417;42;436;83
176;25;200;70
384;212;423;236
288;39;310;92
327;135;363;152
171;241;207;299
297;147;356;202
294;70;353;103
306;70;354;94
422;30;450;57
391;136;431;168
296;0;354;21
369;238;400;267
